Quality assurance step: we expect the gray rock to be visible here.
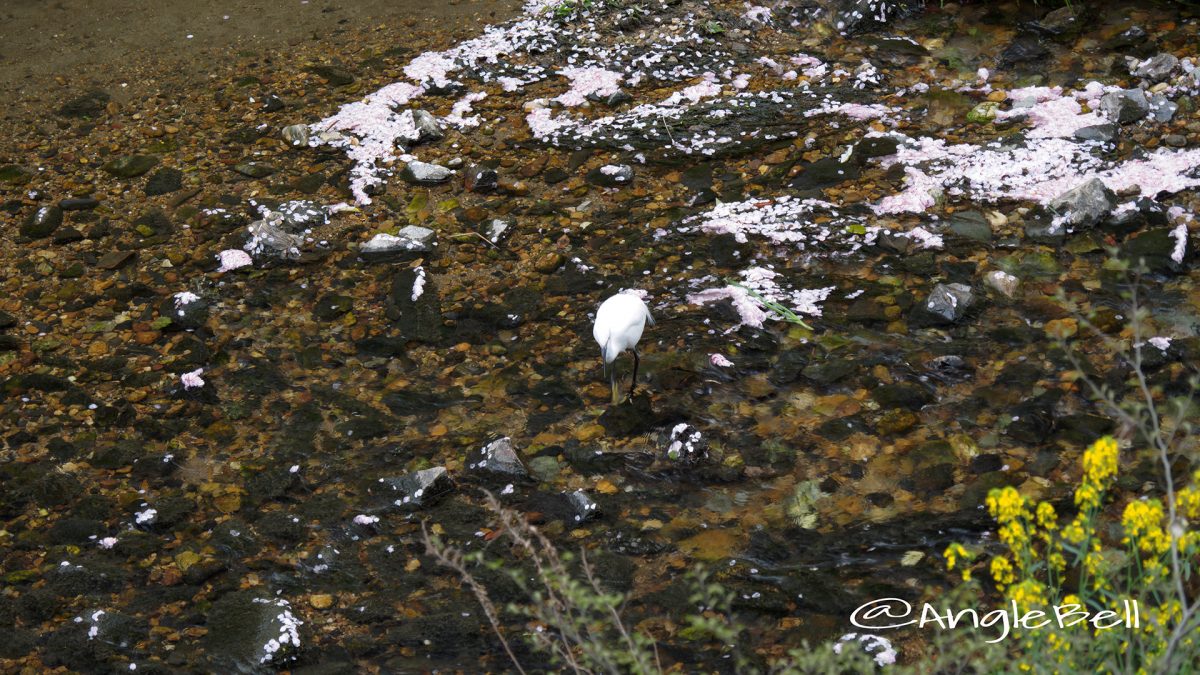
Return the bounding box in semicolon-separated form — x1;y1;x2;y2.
925;283;974;322
1131;53;1179;82
378;466;454;509
20;205;63;239
566;490;600;523
411;110;445;143
387;266;442;342
307;64;356;86
1047;177;1116;230
469;437;527;477
271;200;330;232
401;161;453;185
829;0;921;35
1099;89;1150;124
665;422;707;462
0;164;34;185
281;124;310;146
1074;123;1117;143
244;216;303;260
161;292;209;331
57;90;110;118
359;226;436;263
1121;226;1192;274
204;593;303;671
1147;93;1177;123
946;210;992;242
59;197;100;210
586;164;634;187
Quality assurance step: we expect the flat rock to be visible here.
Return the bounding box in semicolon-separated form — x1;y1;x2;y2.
1099;89;1150;124
20;205;63;239
360;226;436;263
1047;177;1116;230
102;155;158;179
924;282;975;323
401;161;453;185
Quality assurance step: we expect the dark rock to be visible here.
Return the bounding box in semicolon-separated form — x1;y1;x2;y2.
204;592;303;672
385;612;481;657
802;358;857;385
160;292;208;331
0;165;34;185
664;422;706;462
586;164;634;187
946;210;992;243
1121;226;1191;274
282;124;310;147
401;161;453;185
1030;6;1082;36
789;157;859;191
479;218;514;246
829;0;922;35
1099;89;1150;124
464;164;499;193
20;205;63;239
307;64;356;86
468;437;528;477
0;311;16;329
59;196;100;210
387;266;441;341
144;168;184;196
233;162;276;179
872;383;933;410
96;250;136;270
999;33;1049;68
970;454;1005;473
1007;393;1059;444
313;294;354;321
58;90;110;118
566;490;600;523
598;393;659;436
1103;25;1148;51
376;466;453;509
102;155;158;178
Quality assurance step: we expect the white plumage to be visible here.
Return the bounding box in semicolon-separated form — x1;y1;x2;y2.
593;293;654;404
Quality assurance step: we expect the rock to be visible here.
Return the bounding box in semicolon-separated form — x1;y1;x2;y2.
1131;53;1179;82
20;205;63;239
411;110;445;143
234;162;276;179
0;310;15;329
946;210;992;242
59;197;100;210
566;490;600;523
359;226;436;263
161;292;209;331
829;0;921;35
1121;226;1191;274
665;422;706;462
966;102;1000;123
586;164;634;187
96;250;136;270
313;294;354;321
307;64;356;86
1103;25;1147;50
1099;89;1150;124
387;266;442;342
465;164;499;193
144;168;183;196
377;467;454;509
788;158;859;191
479;218;514;246
1030;6;1081;35
57;90;110;118
401;161;453;185
999;33;1049;68
872;383;933;410
802;358;857;386
983;270;1020;298
102;155;158;178
282;124;310;146
923;282;974;323
244;216;303;260
1147;93;1177;123
1007;393;1058;444
1047;177;1116;230
1073;123;1117;143
204;593;303;672
852;135;900;160
1102;197;1167;236
0;164;33;185
468;437;528;478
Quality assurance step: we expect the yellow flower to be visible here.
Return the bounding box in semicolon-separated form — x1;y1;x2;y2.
1036;501;1058;530
991;555;1015;587
1007;579;1046;608
1062;517;1089;546
1082;436;1119;485
1122;499;1170;558
987;487;1028;523
944;542;970;571
1177;484;1200;520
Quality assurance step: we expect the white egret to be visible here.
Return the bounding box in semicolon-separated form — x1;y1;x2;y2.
593;293;654;404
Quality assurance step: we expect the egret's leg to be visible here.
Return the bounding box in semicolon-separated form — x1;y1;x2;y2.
610;362;620;405
630;349;640;399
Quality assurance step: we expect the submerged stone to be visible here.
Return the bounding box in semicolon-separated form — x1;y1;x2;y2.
468;437;528;477
204;593;303;672
378;466;454;509
923;283;975;323
566;490;600;523
360;226;437;263
20;205;63;239
102;155;158;179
